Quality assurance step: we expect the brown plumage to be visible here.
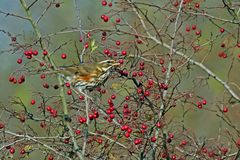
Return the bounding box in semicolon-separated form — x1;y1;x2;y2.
51;60;120;91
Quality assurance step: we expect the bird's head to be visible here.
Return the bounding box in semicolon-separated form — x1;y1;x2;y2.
98;59;120;72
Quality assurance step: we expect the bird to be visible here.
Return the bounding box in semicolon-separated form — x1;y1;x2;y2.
51;59;120;93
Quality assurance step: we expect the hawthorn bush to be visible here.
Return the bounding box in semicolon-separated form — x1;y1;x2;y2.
0;0;240;160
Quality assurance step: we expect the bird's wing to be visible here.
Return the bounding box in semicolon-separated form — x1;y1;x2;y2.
55;64;96;76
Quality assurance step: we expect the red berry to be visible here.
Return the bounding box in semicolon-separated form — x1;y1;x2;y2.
61;53;67;59
65;82;70;87
162;67;166;73
144;90;150;96
20;149;26;154
169;133;174;139
79;95;85;100
180;140;188;146
84;42;89;48
127;128;132;133
0;123;4;129
160;58;165;64
221;43;225;48
134;139;142;145
121;50;127;55
111;94;116;99
220;28;225;33
116;40;121;46
103;16;109;22
139;61;144;66
202;99;207;105
170;67;175;72
174;1;179;7
137;39;142;44
75;129;81;135
108;2;112;7
39;62;45;66
195;3;200;8
195;30;201;35
223;106;228;113
171;154;177;160
9;148;15;154
89;114;94;120
33;50;38;55
125;132;130;138
17;58;22;64
192;25;197;30
101;0;107;6
104;49;110;54
148;79;154;85
119;59;124;64
109;113;115;119
48;155;54;160
186;26;190;32
156;122;162;128
67;89;72;95
116;18;121;23
40;74;46;79
31;99;36;105
220;147;228;155
97;138;103;144
43;50;48;55
43;83;49;88
151;136;157;142
9;76;15;82
138;71;143;76
236;138;240;147
46;106;52;112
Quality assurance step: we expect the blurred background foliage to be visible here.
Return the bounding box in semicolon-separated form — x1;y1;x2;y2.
0;0;240;159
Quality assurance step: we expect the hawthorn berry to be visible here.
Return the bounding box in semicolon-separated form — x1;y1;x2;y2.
220;28;225;33
180;140;188;146
151;136;157;142
43;50;48;55
67;89;72;95
202;99;207;105
121;50;127;56
61;53;67;59
134;139;142;145
101;0;107;6
223;106;228;113
20;149;26;154
48;155;54;160
84;42;89;48
79;95;85;100
116;40;121;46
9;147;15;154
125;132;130;138
111;94;116;99
192;25;197;30
195;3;200;8
31;99;36;105
116;18;121;23
0;123;4;129
17;58;22;64
220;147;228;155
